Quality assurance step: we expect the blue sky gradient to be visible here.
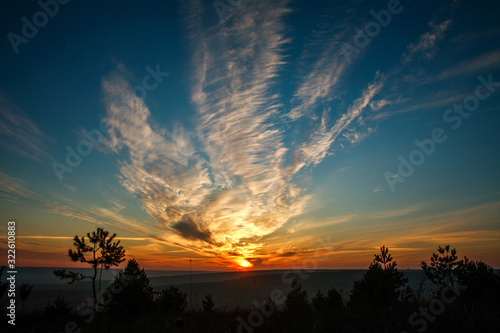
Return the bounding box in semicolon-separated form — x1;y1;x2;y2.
0;0;499;270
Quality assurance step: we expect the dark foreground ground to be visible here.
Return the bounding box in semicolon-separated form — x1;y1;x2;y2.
1;267;499;332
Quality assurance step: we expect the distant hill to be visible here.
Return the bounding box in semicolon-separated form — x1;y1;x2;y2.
2;267;436;311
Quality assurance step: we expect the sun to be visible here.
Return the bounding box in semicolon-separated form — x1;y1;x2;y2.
239;259;252;268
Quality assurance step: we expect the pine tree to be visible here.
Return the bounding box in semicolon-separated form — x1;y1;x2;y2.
422;245;500;301
282;278;313;332
54;227;125;301
421;245;460;288
157;285;187;318
105;259;154;317
202;293;215;313
350;245;408;307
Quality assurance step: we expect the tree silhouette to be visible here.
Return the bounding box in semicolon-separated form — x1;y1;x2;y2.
0;267;7;297
457;259;500;302
202;293;215;313
157;285;187;318
312;287;344;332
282;278;313;332
19;283;33;316
350;245;408;307
374;245;393;268
43;295;74;327
422;245;500;302
419;246;500;332
421;245;461;288
348;246;410;333
54;227;125;301
105;258;154;317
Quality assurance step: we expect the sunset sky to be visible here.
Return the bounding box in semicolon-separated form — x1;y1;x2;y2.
0;0;499;271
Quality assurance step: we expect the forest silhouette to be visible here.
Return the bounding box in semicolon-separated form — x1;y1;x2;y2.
1;227;499;332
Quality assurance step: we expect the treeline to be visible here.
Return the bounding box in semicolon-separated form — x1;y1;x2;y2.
1;228;499;332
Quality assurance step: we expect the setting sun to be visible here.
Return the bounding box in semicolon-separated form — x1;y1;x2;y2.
239;259;252;268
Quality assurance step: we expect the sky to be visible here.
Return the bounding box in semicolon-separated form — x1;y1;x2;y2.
0;0;499;271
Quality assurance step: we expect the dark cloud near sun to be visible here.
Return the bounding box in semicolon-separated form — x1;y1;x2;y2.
170;215;219;246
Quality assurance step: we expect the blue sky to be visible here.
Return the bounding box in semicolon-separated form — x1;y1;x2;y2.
0;0;499;270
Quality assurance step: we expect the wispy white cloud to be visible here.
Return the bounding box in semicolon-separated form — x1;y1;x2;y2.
0;173;163;241
45;198;156;237
287;214;357;233
0;94;53;162
450;27;500;44
371;205;422;219
0;172;146;238
62;184;78;193
436;49;500;80
403;20;453;63
288;58;346;120
370;99;393;111
288;3;357;121
290;72;384;173
0;172;45;203
373;92;468;119
342;126;376;145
